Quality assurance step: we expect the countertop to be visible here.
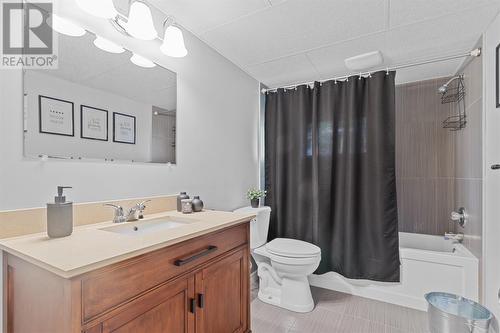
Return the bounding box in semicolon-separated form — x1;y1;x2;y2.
0;210;255;278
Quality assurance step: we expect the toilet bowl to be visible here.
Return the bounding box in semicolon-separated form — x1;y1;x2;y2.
234;206;321;313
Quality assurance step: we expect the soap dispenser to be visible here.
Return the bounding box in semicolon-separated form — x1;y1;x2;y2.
47;186;73;238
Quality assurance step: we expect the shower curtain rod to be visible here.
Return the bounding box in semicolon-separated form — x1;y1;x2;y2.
261;48;481;93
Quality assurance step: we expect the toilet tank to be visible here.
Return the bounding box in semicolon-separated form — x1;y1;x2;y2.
234;206;271;249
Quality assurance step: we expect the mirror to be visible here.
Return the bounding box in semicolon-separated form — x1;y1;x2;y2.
23;31;177;164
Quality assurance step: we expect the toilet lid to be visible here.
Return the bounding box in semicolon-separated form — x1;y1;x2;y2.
265;238;321;258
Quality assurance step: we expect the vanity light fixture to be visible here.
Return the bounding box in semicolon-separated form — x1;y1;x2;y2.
75;0;117;19
49;14;86;37
160;22;187;58
126;1;158;40
75;0;188;58
93;36;125;54
130;53;156;68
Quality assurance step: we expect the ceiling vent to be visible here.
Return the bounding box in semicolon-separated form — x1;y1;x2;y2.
344;51;384;71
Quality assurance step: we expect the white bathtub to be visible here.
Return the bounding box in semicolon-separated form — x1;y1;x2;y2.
309;232;479;311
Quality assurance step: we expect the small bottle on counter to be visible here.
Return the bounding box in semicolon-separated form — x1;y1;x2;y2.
192;196;204;212
47;186;73;238
177;192;189;212
181;199;193;214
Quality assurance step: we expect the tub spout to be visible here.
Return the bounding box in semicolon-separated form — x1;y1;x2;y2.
444;232;464;243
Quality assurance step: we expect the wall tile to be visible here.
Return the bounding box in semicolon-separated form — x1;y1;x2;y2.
455;178;482;259
396;77;456;235
455;99;482;179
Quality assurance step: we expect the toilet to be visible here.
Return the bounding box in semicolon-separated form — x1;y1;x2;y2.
234;206;321;313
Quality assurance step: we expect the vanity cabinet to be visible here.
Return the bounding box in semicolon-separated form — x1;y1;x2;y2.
4;222;251;333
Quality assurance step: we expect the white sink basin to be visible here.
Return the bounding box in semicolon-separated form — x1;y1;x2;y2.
100;217;197;236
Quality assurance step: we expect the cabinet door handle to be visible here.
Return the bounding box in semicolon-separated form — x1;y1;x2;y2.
492;164;500;170
189;298;196;313
174;246;218;266
198;293;205;308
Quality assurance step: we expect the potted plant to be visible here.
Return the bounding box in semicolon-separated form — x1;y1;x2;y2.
247;188;267;208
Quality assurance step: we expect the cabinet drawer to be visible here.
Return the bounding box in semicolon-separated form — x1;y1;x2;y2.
81;223;248;323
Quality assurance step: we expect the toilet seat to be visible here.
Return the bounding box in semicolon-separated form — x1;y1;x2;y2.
254;238;321;265
266;238;321;258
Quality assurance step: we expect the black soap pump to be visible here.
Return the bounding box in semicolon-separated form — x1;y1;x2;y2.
47;186;73;238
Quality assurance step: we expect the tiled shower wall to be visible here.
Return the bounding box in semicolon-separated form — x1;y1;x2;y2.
396;55;483;247
453;52;483;260
395;78;457;235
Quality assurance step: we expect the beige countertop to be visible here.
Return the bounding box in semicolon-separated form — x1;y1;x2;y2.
0;210;255;279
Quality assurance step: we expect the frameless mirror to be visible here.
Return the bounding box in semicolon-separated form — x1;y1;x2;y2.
23;30;177;164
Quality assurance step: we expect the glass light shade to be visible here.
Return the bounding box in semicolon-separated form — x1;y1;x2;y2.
50;15;86;37
126;1;158;40
130;53;156;68
160;25;187;58
93;36;125;54
75;0;117;19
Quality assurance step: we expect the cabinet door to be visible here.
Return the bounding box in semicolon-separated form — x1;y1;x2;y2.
101;275;195;333
195;249;249;333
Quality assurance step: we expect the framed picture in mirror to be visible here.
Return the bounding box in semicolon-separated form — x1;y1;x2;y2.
81;105;108;141
113;112;136;144
39;95;74;136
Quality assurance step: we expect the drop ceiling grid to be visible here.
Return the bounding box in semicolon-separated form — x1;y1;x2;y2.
147;0;500;86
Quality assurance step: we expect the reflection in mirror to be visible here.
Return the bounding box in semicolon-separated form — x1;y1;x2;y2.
23;30;177;164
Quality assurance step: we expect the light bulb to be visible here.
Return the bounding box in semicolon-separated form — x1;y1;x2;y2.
126;1;158;40
49;14;86;37
160;25;187;58
130;54;156;68
93;36;125;54
75;0;117;19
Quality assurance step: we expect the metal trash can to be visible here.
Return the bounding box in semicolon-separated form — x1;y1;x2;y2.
425;292;492;333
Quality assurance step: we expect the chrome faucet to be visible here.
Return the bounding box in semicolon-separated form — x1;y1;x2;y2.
444;232;464;243
104;200;151;223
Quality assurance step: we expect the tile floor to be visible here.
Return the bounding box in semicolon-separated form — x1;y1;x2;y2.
251;285;430;333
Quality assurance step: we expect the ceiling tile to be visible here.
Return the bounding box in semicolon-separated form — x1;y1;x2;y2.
246;54;318;87
395;59;463;85
389;0;499;28
307;33;388;80
201;0;388;66
386;5;496;62
148;0;271;34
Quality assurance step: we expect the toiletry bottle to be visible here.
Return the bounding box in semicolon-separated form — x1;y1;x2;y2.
192;196;204;212
177;192;189;212
47;186;73;238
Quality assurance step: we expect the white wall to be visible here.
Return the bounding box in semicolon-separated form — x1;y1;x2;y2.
25;71;153;162
0;4;260;211
482;10;500;323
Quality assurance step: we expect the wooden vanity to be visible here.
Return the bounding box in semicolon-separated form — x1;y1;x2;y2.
2;217;252;333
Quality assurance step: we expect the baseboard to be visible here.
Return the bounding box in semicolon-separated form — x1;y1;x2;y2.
309;273;428;311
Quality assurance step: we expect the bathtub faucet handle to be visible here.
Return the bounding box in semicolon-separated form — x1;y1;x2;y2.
450;207;467;228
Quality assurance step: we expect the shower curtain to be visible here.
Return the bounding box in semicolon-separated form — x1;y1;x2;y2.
265;71;400;282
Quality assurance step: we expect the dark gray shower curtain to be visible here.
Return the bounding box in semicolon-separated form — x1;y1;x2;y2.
265;71;400;282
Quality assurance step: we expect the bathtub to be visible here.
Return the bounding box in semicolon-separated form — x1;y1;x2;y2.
309;232;479;311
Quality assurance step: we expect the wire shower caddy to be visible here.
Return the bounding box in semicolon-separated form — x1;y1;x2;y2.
441;75;466;131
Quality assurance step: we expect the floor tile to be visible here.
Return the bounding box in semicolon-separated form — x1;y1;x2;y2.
311;286;350;314
251;299;297;333
344;295;387;325
337;315;386;333
251;285;430;333
289;307;343;333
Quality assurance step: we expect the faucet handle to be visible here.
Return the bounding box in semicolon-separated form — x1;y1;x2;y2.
104;204;125;223
450;207;467;227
